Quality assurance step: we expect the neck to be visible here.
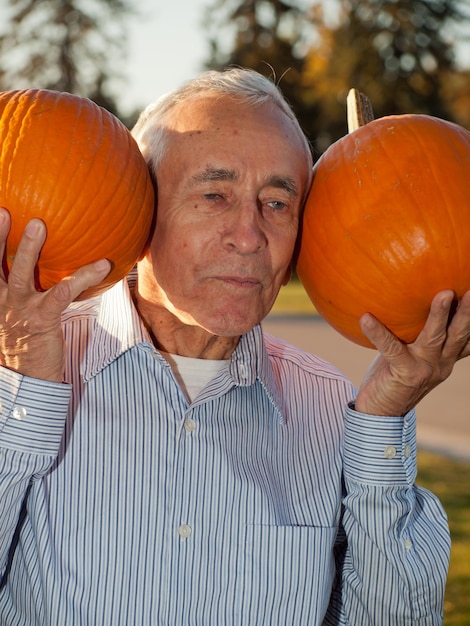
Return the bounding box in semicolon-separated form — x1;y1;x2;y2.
132;288;240;360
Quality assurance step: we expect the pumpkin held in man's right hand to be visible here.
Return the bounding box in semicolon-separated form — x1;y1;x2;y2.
0;88;155;299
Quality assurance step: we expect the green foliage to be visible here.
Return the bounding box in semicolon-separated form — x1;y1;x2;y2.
417;451;470;625
203;0;321;150
304;0;470;148
203;0;470;157
0;0;135;116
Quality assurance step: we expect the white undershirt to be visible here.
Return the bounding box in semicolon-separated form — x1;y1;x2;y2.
161;352;230;402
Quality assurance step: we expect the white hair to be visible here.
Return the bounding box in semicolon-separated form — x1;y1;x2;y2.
131;67;313;175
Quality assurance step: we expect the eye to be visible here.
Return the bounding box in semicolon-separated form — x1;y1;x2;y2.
266;200;288;211
203;193;224;201
193;192;229;214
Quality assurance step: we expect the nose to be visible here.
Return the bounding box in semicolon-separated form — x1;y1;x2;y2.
222;203;268;254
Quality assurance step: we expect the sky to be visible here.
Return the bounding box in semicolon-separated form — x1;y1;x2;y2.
120;0;212;115
0;0;212;116
1;0;469;117
116;0;470;116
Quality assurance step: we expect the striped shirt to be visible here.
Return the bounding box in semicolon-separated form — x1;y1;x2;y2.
0;279;449;625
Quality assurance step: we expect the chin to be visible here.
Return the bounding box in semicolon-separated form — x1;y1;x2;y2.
200;312;263;337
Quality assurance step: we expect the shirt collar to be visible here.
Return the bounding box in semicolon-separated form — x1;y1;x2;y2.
230;326;285;422
80;279;285;422
81;279;151;381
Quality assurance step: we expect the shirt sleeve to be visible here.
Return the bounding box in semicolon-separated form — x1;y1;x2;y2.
324;403;450;626
0;366;71;577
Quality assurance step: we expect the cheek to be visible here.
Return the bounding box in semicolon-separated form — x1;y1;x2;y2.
150;232;199;283
273;235;297;270
152;221;191;258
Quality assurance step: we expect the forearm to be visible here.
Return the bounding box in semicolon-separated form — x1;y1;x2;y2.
329;405;449;625
0;367;70;576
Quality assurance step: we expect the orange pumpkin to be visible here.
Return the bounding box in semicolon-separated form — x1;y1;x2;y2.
296;114;470;348
0;89;155;299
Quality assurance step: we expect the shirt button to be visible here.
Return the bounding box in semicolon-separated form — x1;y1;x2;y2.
184;418;197;434
12;405;27;420
384;445;397;459
404;539;413;551
178;524;192;539
403;444;411;458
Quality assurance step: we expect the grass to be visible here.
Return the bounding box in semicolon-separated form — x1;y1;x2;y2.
271;279;317;315
273;282;470;624
417;451;470;625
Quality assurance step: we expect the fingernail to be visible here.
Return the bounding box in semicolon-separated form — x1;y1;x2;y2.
442;295;454;310
25;219;43;237
360;312;374;328
94;259;111;273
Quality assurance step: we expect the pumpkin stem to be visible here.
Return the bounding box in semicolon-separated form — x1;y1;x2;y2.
347;88;374;132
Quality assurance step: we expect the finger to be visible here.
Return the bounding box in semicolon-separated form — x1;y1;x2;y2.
442;290;470;360
0;208;11;282
457;344;470;360
359;312;407;360
48;259;112;308
411;290;455;352
360;291;456;362
7;219;47;296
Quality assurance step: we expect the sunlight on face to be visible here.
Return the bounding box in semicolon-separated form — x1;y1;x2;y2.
138;96;311;337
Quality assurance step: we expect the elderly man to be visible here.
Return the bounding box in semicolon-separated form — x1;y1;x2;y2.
0;68;468;625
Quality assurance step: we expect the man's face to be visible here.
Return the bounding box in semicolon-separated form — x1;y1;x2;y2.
140;96;310;337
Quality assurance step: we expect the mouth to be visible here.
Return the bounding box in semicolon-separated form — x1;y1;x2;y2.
216;276;262;289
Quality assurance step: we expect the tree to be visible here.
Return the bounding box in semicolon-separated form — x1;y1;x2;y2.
203;0;470;158
203;0;321;147
0;0;135;119
304;0;470;147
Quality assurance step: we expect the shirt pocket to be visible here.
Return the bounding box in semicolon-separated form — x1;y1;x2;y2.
235;524;338;625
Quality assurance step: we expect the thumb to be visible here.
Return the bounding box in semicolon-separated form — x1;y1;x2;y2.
49;259;112;307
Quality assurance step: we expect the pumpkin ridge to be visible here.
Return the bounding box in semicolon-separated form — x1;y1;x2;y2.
2;92;50;221
385;117;470;298
42;98;134;263
362;117;461;289
297;112;470;346
0;98;18;208
0;88;154;297
0;93;25;200
326;136;412;293
405;118;470;292
43;94;110;238
79;129;149;258
28;90;66;216
369;119;439;270
8;91;77;230
38;116;153;278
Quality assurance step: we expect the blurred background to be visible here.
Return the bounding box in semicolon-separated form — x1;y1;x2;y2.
0;2;469;620
0;0;469;158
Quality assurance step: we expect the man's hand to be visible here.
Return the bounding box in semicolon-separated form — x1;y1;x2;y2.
0;208;111;382
355;289;470;416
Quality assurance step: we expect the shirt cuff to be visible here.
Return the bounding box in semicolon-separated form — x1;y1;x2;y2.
0;367;71;456
343;402;417;486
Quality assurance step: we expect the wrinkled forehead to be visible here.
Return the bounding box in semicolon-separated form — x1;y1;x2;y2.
167;95;304;148
146;94;313;199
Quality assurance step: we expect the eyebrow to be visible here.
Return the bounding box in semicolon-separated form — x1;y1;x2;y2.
267;175;299;197
189;167;299;197
189;167;237;185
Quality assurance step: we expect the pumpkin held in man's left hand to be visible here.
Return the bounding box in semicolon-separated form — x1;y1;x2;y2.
0;89;155;299
296;113;470;348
